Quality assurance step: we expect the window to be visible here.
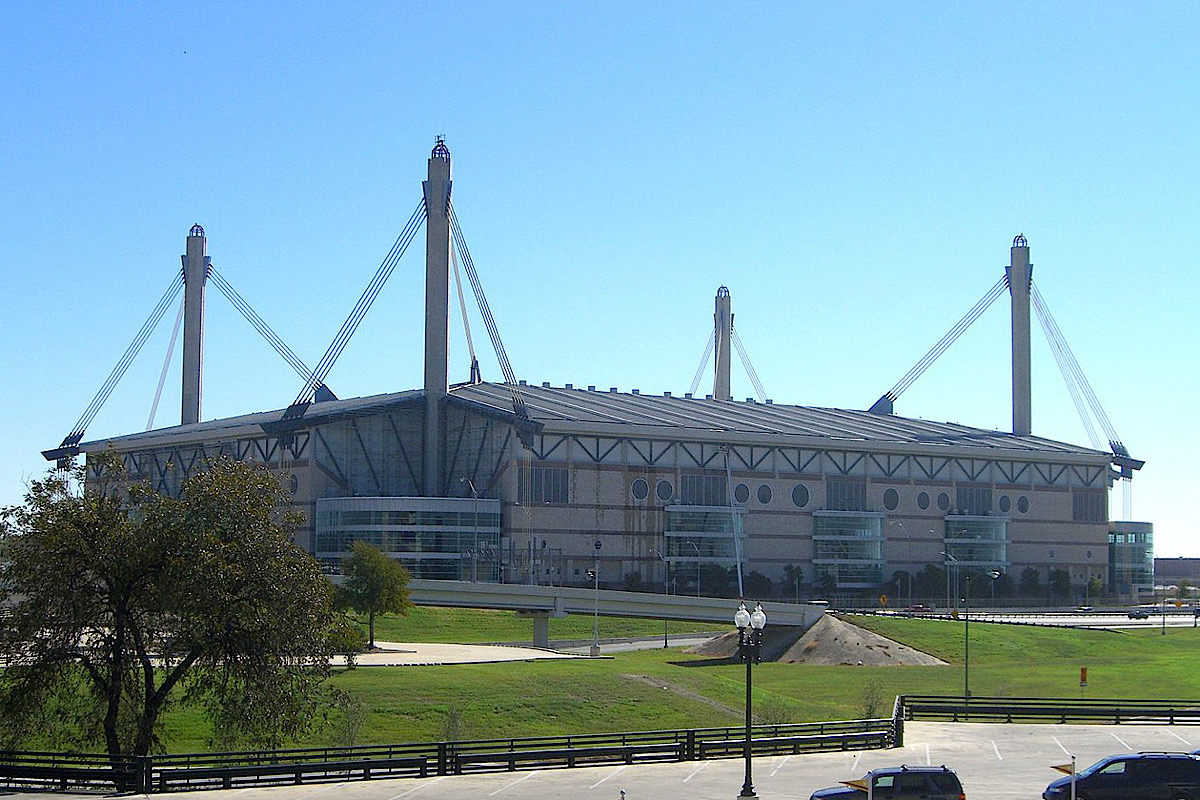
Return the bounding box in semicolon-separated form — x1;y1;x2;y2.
734;483;750;504
1073;490;1106;523
883;488;899;511
998;494;1011;513
826;478;867;511
937;492;951;511
519;466;569;504
679;473;727;505
917;491;930;510
956;486;992;515
656;479;674;502
1017;495;1030;514
631;478;649;500
757;484;772;504
792;484;810;508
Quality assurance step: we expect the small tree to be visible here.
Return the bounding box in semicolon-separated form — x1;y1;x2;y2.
339;541;412;649
1048;568;1072;600
0;456;345;761
1019;566;1042;598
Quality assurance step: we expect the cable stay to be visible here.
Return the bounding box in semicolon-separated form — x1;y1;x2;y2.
450;239;481;384
147;296;186;431
732;327;768;402
1030;282;1138;474
448;201;537;449
208;267;334;400
278;199;427;423
43;270;186;463
1030;286;1101;450
687;331;716;398
869;275;1008;414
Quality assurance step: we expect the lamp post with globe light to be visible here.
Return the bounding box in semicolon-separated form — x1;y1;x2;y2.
735;601;767;799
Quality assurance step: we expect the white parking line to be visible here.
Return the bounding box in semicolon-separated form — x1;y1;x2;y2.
851;752;861;770
1110;732;1132;750
590;766;627;788
1053;736;1071;755
489;770;539;796
991;740;1003;760
925;744;931;765
771;755;792;776
1170;730;1193;746
683;762;710;782
387;776;445;799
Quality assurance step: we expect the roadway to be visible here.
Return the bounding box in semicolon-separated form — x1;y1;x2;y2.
25;721;1199;800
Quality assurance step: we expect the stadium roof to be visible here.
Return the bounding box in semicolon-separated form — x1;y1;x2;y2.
82;382;1110;464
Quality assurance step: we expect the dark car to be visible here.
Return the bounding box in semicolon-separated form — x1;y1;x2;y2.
1043;752;1200;799
811;765;964;799
1129;608;1151;619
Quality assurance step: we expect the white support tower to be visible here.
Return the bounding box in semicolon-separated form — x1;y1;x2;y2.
181;224;209;426
1007;235;1032;436
714;286;732;401
422;139;453;494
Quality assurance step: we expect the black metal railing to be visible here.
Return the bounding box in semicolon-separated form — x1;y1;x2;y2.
899;695;1200;725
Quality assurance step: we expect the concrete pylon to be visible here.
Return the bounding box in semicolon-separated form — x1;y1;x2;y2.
713;286;732;401
422;139;452;494
1007;235;1032;436
181;224;209;426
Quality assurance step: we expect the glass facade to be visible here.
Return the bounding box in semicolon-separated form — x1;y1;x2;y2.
943;516;1008;568
664;505;742;561
1109;521;1153;599
316;496;502;580
813;511;884;588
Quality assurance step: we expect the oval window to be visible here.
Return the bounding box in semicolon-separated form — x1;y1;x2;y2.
883;488;899;511
656;480;673;502
937;492;951;512
734;483;750;504
757;484;772;504
631;478;649;501
917;491;930;510
792;484;810;508
1018;495;1030;514
998;495;1011;513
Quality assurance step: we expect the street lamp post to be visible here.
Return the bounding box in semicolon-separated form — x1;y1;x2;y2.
460;477;480;582
988;569;1001;607
735;601;767;800
963;575;971;698
651;548;669;648
591;539;602;656
942;551;958;612
889;521;913;608
688;540;701;597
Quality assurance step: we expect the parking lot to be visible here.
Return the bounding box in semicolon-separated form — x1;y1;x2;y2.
12;721;1198;800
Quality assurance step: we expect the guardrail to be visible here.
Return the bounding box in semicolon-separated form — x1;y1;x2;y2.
899;695;1200;725
0;717;897;793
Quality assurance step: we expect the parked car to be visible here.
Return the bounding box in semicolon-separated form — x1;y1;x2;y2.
907;604;934;613
1128;608;1150;619
811;765;964;799
1043;751;1200;799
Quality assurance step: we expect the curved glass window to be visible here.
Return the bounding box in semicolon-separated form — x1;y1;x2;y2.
1017;495;1030;514
792;484;810;508
883;488;899;511
757;484;772;504
937;492;951;511
734;483;750;503
656;480;674;502
631;478;649;501
917;491;930;510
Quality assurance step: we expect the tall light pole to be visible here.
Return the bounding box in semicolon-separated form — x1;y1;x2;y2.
735;601;767;800
942;551;958;612
651;548;670;648
591;539;602;656
460;477;479;581
963;574;971;698
988;569;1001;607
688;540;701;597
889;521;912;608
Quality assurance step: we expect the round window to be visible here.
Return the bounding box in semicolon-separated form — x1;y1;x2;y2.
792;484;810;508
734;483;750;504
917;491;930;510
1018;495;1030;514
757;484;772;504
631;478;649;501
883;488;899;511
937;492;951;512
998;495;1011;513
656;480;673;502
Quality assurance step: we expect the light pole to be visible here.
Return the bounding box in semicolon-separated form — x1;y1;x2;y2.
460;477;480;582
688;540;701;597
651;548;670;648
942;551;958;612
889;521;913;608
735;601;767;800
963;574;971;698
591;539;602;656
988;569;1001;607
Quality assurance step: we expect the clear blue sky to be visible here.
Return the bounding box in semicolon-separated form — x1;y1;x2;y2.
2;3;1196;554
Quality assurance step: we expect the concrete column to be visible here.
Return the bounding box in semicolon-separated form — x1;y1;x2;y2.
1007;235;1033;436
181;225;208;426
713;286;732;401
422;139;452;494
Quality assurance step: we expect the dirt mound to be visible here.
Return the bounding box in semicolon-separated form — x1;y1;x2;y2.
778;614;946;666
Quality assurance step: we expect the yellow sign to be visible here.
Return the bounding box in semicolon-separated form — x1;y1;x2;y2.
1051;763;1075;775
1176;600;1184;608
879;594;888;607
841;779;870;791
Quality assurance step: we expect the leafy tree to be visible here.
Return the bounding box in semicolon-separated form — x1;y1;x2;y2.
1048;568;1072;599
782;564;803;601
744;570;773;599
0;455;346;760
1019;566;1042;597
339;540;412;649
914;564;945;599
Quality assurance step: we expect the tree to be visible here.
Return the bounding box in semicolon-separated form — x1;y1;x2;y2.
782;564;803;601
339;540;412;649
0;455;346;761
744;570;773;599
1019;566;1042;598
1048;568;1072;600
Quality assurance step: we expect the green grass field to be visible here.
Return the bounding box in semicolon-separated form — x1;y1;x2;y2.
154;609;1200;752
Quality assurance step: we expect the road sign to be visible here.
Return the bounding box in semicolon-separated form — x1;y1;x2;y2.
1080;667;1087;687
879;594;888;607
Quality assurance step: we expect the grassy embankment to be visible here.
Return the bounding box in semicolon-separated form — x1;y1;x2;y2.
152;609;1200;752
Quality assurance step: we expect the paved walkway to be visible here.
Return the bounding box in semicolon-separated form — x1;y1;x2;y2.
340;641;588;666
